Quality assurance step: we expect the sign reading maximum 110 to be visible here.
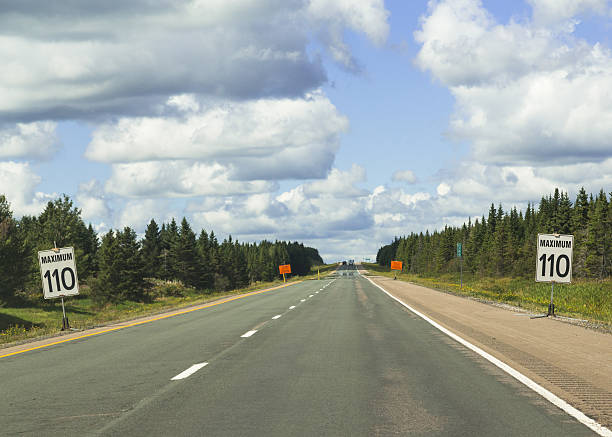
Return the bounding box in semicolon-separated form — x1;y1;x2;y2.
536;234;573;284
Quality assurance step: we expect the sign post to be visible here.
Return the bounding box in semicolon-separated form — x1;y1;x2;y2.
534;234;573;317
38;246;79;330
279;264;291;283
390;260;403;280
457;242;463;289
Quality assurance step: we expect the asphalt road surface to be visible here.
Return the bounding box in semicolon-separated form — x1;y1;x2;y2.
0;265;598;436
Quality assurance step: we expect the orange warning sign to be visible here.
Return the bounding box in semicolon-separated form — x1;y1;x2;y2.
279;264;292;274
390;260;403;271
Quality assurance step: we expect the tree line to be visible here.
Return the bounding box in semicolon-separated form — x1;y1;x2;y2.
377;188;612;279
0;194;323;304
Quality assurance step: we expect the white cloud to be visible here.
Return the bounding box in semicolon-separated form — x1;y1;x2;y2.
1;1;390;121
105;161;277;198
0;161;53;216
303;164;367;198
437;182;451;196
0;121;59;160
527;0;609;25
392;169;416;183
116;199;173;231
166;94;200;113
415;0;612;167
86;91;348;181
307;0;390;70
76;179;111;223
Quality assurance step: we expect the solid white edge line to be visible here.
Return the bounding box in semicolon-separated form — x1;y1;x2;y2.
363;275;612;437
171;362;208;380
272;315;281;320
241;330;257;338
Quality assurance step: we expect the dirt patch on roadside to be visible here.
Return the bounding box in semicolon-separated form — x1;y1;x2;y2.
368;275;612;429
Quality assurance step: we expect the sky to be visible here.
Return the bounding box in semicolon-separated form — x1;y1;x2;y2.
1;0;612;262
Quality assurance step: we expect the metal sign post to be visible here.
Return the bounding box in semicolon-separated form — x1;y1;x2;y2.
60;297;69;330
549;282;555;317
457;243;463;289
279;264;291;283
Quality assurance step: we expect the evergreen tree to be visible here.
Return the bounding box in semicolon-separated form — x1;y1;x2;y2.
0;195;28;302
175;218;203;288
160;219;180;280
197;229;214;290
116;227;146;300
91;230;120;303
141;219;161;278
376;187;611;280
585;190;609;278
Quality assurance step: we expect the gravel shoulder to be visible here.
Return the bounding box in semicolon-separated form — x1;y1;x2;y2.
366;274;612;429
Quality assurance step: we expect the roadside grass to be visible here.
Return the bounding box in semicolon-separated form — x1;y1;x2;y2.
0;277;297;347
362;263;612;325
308;263;339;277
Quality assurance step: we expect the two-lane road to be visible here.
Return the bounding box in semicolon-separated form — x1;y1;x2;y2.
0;267;598;435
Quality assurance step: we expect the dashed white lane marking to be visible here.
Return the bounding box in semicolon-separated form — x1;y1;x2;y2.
289;305;296;309
241;330;257;338
300;299;305;302
363;275;612;437
171;362;208;380
272;315;281;320
309;294;314;297
316;292;319;294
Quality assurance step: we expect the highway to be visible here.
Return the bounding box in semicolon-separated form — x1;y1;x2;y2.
0;265;598;436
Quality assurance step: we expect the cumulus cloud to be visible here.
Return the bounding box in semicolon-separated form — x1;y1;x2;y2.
527;0;609;25
436;182;451;196
303;164;367;198
307;0;389;70
1;0;390;122
86;91;348;180
415;0;612;167
186;166;374;243
76;179;111;222
182;167;448;260
105;161;277;198
391;169;416;183
116;199;173;231
0;121;59;160
0;161;53;216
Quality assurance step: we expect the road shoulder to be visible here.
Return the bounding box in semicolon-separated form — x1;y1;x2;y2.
367;274;612;430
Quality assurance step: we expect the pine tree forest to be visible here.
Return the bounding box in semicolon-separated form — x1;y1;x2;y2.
377;188;612;280
0;194;323;304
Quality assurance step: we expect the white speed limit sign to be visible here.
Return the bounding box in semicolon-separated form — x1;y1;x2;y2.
38;247;80;299
536;234;573;283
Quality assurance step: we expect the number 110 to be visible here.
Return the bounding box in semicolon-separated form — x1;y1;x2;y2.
538;254;570;278
43;267;76;293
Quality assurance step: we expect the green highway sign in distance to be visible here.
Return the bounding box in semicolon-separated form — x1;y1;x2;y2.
457;242;462;258
38;247;80;299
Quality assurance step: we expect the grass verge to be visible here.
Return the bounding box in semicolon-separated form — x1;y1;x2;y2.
362;263;612;326
0;277;298;347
